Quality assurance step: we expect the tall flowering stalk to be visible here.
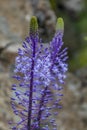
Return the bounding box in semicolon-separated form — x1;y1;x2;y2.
10;16;68;130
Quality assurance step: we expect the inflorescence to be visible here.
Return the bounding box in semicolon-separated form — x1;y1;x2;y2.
10;16;68;130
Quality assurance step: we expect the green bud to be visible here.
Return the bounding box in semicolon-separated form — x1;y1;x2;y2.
29;16;38;36
56;17;64;32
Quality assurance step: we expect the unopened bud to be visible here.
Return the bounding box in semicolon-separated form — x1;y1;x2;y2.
56;17;64;32
29;16;38;37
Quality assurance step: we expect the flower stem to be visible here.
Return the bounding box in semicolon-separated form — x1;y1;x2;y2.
27;38;36;130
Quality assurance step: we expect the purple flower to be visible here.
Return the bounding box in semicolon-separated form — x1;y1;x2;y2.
10;17;68;130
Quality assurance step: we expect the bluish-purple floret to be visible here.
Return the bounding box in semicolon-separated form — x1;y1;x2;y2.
10;23;68;130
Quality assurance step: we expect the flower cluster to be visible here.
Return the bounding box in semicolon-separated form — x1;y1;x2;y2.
10;16;68;130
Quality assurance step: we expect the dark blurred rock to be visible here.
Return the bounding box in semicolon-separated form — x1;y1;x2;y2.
0;73;14;130
0;15;20;42
76;67;87;87
78;103;87;118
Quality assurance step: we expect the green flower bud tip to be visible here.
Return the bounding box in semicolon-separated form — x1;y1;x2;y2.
29;16;38;35
56;17;64;32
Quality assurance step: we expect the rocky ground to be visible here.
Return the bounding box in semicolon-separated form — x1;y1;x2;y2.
0;0;87;130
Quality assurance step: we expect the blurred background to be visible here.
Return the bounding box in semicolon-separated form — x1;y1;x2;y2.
0;0;87;130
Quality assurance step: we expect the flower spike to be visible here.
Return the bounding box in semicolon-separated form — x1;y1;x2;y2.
10;16;68;130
